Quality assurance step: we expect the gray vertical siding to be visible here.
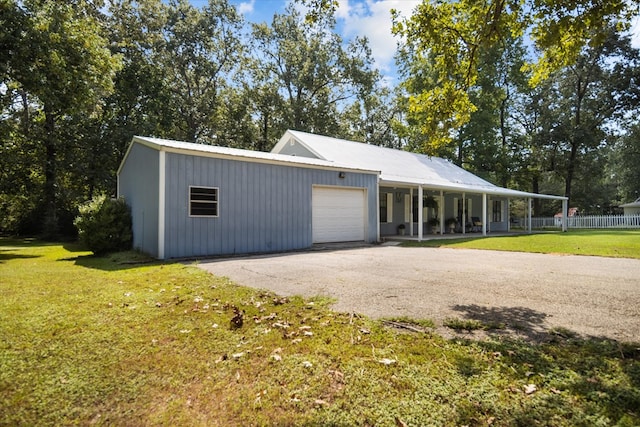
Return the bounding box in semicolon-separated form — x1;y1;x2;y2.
274;138;319;158
162;152;378;258
118;143;160;257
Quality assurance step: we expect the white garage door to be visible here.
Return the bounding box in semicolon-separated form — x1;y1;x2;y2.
312;186;366;243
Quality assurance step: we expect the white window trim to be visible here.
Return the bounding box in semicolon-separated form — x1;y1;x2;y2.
189;185;219;218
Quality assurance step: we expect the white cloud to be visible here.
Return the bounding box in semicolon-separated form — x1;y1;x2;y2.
336;0;421;75
237;0;255;15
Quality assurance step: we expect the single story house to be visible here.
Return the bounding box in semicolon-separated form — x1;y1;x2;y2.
620;197;640;215
271;130;567;238
117;130;567;259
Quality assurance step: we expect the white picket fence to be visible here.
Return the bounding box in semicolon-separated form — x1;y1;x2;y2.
522;214;640;229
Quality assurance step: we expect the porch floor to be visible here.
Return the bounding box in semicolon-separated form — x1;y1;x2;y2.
382;230;549;242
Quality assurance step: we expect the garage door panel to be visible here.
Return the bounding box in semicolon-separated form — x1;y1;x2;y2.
312;187;366;243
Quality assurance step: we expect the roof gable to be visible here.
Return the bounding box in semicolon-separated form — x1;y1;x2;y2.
620;197;640;208
274;130;496;190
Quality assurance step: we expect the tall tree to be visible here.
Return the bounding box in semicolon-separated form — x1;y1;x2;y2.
540;30;639;206
158;0;245;144
249;3;379;142
393;0;640;151
2;0;121;236
340;85;403;148
615;124;640;203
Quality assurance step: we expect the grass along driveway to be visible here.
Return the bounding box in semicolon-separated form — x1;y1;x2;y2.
1;239;639;426
401;229;640;258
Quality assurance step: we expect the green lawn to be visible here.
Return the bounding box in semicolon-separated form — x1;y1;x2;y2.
1;239;639;426
402;229;640;259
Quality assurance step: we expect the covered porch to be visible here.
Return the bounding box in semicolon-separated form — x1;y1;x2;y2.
377;183;568;242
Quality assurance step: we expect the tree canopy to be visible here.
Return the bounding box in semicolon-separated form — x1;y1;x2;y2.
393;0;640;149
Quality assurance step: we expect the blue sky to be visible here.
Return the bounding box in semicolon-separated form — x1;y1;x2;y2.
190;0;423;84
190;0;640;86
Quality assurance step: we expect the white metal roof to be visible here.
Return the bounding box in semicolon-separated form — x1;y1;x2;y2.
117;136;379;176
620;197;640;208
273;130;566;200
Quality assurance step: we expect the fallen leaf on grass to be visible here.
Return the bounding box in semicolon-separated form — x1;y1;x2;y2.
314;399;328;407
273;322;290;329
524;384;537;395
379;358;396;366
302;361;313;369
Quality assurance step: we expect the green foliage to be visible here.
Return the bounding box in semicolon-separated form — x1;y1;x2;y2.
2;0;122;238
74;195;132;255
250;3;379;140
393;0;640;153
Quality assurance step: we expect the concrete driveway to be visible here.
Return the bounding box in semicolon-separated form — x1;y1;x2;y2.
198;245;640;342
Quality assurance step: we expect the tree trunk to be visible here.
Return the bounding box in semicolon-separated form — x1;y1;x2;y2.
43;105;58;238
564;141;578;209
532;175;541;216
259;109;269;152
499;92;509;187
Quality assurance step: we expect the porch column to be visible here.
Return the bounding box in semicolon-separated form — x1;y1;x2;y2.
439;190;444;235
507;198;511;232
482;193;487;236
418;185;423;241
462;192;466;234
376;180;381;242
410;188;414;237
562;198;568;232
528;197;532;233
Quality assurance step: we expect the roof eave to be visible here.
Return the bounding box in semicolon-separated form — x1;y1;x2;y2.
121;136;380;175
379;177;567;200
